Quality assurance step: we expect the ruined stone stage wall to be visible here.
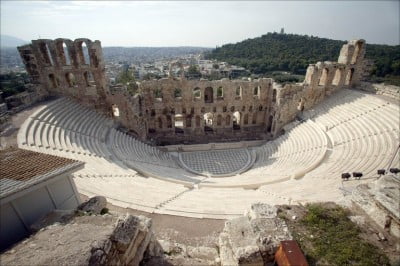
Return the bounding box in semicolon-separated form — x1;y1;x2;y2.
18;38;366;144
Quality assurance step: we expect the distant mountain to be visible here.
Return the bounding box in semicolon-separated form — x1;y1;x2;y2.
1;35;28;48
205;32;400;79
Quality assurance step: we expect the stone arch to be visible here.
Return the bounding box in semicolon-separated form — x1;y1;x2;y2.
217;114;222;126
55;40;72;66
174;114;184;134
297;98;305;112
193;87;201;100
203;112;213;126
39;42;54;66
226;115;231;126
351;41;363;64
76;40;91;65
318;68;329;86
332;68;342;85
48;74;57;89
204;87;213;103
65;72;76;87
345;68;355;85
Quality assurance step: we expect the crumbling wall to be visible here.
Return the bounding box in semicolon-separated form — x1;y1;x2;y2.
18;38;366;144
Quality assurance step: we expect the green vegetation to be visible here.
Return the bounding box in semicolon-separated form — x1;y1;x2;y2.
116;68;138;95
206;32;400;85
187;65;201;78
297;204;389;265
0;72;30;98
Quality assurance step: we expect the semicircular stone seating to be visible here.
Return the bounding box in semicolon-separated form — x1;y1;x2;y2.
17;89;400;219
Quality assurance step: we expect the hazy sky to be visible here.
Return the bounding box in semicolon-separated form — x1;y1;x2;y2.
1;1;399;47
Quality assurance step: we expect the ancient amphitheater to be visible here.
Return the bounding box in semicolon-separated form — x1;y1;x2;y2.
15;38;400;219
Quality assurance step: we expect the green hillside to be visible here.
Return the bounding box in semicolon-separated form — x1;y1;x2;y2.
205;32;400;85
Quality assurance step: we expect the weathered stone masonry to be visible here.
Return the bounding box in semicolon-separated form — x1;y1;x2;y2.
18;38;366;145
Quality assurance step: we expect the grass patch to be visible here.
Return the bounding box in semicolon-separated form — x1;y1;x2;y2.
298;204;390;266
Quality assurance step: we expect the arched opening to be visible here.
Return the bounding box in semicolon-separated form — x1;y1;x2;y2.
174;88;182;99
154;88;163;101
332;68;342;85
77;42;90;65
63;42;71;65
193;87;201;100
252;113;257;124
48;74;57;89
233;111;241;130
158;117;163;129
204;113;213;132
195;115;201;127
226;115;231;126
243;114;249;125
345;68;355;85
216;86;224;100
318;68;329;86
166;115;172;128
112;104;120;117
236;86;242;99
186;115;192;128
204;87;213;103
65;72;76;87
351;41;363;64
253;86;260;98
272;89;277;103
217;114;222;126
174;114;184;134
83;71;95;87
258;105;263;111
39;43;54;66
267;115;274;132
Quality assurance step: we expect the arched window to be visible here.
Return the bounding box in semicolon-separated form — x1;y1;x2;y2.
253;86;260;98
252;113;257;124
186;116;192;127
233;111;241;130
154;88;163;101
174;88;182;99
77;41;90;65
226;115;231;126
193;87;201;100
195;115;201;127
318;68;329;86
351;41;363;64
83;71;95;87
166;115;172;128
345;68;355;85
39;42;54;66
236;86;242;98
244;113;249;125
48;74;57;89
217;114;222;126
112;104;120;117
332;68;342;86
217;86;224;99
204;87;213;103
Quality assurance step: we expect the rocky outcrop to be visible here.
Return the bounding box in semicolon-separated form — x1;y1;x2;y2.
78;195;107;214
0;198;155;266
352;175;400;238
219;203;292;266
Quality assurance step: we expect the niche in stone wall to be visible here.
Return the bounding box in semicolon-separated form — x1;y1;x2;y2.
318;68;329;86
204;112;213;132
65;72;76;87
154;88;163;102
77;41;90;65
226;115;231;126
236;86;242;99
193;87;201;100
345;68;355;85
332;68;342;86
39;42;54;66
84;71;95;87
112;104;120;117
217;87;224;100
233;111;241;130
48;74;58;89
253;86;260;98
272;89;277;103
174;114;184;134
204;87;213;103
351;41;363;64
252;113;257;124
